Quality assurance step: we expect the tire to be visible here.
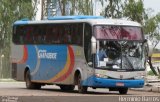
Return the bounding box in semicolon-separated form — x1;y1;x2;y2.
60;85;75;91
25;70;41;89
119;88;128;94
77;74;87;93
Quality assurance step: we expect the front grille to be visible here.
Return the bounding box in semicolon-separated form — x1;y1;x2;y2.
107;76;134;80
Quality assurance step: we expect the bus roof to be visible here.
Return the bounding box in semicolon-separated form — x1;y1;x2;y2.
48;15;104;20
14;16;141;27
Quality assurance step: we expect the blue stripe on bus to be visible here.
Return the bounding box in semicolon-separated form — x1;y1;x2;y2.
48;15;104;20
82;75;144;88
14;20;29;25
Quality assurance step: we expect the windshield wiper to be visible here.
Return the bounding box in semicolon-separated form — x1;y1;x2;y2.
125;56;134;70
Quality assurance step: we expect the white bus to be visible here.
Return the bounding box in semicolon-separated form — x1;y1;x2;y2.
11;16;147;94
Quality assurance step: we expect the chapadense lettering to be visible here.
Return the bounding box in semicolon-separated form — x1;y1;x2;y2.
38;50;57;59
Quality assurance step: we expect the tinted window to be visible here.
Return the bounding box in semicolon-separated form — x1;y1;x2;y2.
84;23;92;64
94;26;143;40
13;23;83;45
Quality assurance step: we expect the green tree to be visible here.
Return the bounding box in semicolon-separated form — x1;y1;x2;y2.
58;0;67;15
144;13;160;41
144;13;160;76
0;0;37;78
101;0;123;18
123;0;146;24
55;0;94;15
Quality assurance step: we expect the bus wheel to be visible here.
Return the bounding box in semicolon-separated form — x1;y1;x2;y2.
77;74;87;93
60;85;75;91
118;88;128;94
25;70;41;89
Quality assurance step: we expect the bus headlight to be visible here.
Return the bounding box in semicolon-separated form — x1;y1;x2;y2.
134;75;145;79
95;73;108;78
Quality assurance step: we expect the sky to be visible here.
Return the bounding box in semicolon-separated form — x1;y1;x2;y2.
143;0;160;15
35;0;160;20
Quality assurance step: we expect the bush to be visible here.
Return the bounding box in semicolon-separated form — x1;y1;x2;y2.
147;70;154;76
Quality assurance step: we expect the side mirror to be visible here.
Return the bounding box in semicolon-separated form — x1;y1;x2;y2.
91;36;96;54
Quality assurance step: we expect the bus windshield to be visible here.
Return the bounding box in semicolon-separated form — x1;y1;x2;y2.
94;26;142;40
95;41;147;70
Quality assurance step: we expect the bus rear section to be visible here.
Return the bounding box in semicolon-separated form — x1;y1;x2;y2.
11;18;85;90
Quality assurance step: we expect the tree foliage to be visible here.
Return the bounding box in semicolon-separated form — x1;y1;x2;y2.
123;0;146;24
0;0;37;78
144;13;160;39
55;0;94;15
101;0;123;18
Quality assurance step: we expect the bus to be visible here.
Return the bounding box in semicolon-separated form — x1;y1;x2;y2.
11;16;148;94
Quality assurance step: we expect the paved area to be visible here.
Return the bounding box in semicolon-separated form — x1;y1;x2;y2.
131;76;160;93
132;82;160;93
0;80;160;102
0;82;159;96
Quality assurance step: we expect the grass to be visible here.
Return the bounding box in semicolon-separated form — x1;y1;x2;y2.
147;70;155;76
147;70;160;79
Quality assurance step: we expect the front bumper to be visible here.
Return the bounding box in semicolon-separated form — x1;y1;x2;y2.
82;76;144;88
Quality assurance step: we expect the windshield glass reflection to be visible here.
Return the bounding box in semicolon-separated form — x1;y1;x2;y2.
95;41;146;70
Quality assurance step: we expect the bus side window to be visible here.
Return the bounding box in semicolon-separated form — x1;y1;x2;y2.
71;24;77;44
26;26;33;44
63;24;72;43
33;26;39;44
15;25;27;44
84;23;92;65
46;26;52;44
16;26;24;44
41;26;46;44
77;24;83;45
72;23;83;46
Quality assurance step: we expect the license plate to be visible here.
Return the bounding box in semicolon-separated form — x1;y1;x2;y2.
116;82;124;86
